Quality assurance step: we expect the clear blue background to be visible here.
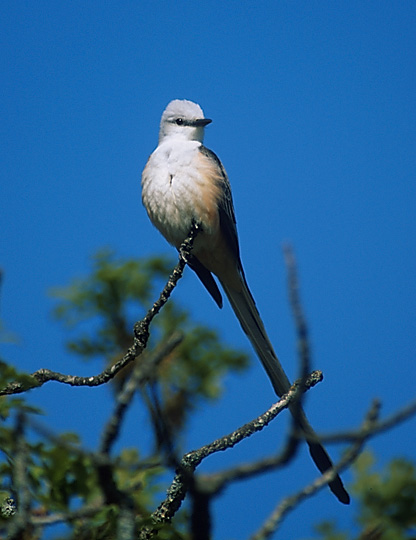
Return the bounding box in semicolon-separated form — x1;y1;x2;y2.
1;2;415;538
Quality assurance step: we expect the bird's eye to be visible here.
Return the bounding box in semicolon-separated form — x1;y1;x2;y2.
175;118;184;125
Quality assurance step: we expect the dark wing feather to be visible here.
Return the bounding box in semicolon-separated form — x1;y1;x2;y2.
187;254;223;308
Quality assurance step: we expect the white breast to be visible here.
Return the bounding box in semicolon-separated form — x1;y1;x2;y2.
142;139;221;249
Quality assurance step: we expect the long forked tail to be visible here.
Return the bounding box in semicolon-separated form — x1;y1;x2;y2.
221;276;350;505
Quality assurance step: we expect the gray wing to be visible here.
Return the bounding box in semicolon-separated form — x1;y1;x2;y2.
199;145;242;268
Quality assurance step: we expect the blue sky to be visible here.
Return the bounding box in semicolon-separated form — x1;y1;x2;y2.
2;1;416;538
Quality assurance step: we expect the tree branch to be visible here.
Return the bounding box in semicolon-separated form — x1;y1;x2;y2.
7;414;32;539
0;227;198;396
99;332;183;455
320;397;416;444
249;400;381;540
138;370;323;539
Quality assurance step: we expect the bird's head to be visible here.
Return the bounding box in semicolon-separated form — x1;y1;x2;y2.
159;99;212;143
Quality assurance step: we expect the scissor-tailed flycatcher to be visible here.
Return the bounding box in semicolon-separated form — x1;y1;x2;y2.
141;99;349;504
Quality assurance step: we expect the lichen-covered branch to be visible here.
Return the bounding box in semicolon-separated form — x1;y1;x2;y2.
138;370;324;539
0;227;198;397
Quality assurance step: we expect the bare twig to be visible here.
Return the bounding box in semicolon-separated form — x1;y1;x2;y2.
283;244;310;383
99;332;183;455
282;244;312;466
179;392;416;539
0;227;198;396
138;371;323;539
249;400;381;540
193;396;416;498
194;441;301;496
320;397;416;444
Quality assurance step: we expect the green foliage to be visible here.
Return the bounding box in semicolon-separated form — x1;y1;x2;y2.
354;452;416;539
314;522;348;540
0;420;170;537
314;450;416;540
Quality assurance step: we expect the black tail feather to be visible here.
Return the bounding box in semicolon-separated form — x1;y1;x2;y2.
308;440;350;504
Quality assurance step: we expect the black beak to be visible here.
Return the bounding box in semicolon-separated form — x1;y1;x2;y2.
194;118;212;127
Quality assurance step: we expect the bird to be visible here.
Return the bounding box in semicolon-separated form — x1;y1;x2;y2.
141;99;350;504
